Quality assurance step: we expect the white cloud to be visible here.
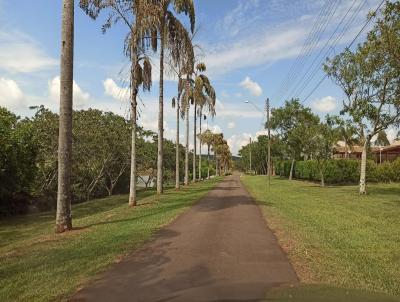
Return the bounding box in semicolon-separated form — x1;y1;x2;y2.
48;76;90;107
386;128;399;143
103;78;129;100
228;122;235;129
227;133;252;156
215;99;263;119
205;0;378;77
0;77;24;110
240;76;263;97
312;96;337;113
220;0;260;37
205;26;307;76
0;30;57;73
203;124;222;134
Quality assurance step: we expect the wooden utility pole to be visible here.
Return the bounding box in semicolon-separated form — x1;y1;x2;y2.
266;98;271;186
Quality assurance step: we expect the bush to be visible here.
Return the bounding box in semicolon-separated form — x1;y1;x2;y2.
277;158;400;184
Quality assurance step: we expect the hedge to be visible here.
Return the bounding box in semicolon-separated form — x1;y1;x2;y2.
276;158;400;184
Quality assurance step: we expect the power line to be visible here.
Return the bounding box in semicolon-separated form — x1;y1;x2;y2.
278;0;341;99
272;0;339;102
302;0;386;103
284;0;366;101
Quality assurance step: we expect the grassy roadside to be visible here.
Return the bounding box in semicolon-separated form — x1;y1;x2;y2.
241;175;400;297
0;178;221;302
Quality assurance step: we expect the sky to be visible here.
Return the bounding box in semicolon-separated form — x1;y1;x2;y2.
0;0;395;155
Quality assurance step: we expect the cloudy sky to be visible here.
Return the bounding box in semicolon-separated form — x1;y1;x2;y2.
0;0;392;155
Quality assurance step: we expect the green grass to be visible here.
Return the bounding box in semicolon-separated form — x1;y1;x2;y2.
241;176;400;297
0;178;221;302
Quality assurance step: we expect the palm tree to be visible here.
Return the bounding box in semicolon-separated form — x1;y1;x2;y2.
198;129;213;179
211;133;224;176
56;0;74;233
80;0;157;206
193;64;216;181
169;39;194;190
182;62;216;182
155;0;195;194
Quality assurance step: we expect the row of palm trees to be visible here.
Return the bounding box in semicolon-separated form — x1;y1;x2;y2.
55;0;223;232
198;130;233;178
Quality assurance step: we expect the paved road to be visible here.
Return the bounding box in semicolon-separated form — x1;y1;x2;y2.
72;174;298;302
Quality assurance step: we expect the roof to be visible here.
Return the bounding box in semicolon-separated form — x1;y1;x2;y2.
333;142;400;154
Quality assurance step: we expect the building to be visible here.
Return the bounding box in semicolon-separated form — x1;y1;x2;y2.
333;141;400;163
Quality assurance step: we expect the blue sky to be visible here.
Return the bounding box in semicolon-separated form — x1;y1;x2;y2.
0;0;390;155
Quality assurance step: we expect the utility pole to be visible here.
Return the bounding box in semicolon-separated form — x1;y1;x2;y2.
266;98;271;186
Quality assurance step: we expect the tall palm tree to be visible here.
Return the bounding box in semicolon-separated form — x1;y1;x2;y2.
80;0;157;206
193;65;216;181
211;133;224;176
182;62;216;183
155;0;195;194
168;32;194;190
198;129;213;179
56;0;74;233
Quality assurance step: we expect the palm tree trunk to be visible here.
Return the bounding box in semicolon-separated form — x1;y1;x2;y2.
129;101;138;206
198;109;202;181
56;0;74;233
207;144;210;179
184;106;189;185
359;140;368;194
193;104;197;183
157;29;165;195
175;100;180;190
128;35;138;206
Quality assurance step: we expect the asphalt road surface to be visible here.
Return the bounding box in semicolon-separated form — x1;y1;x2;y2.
72;174;298;302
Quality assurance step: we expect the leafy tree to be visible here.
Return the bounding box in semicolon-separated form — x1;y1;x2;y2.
324;1;400;194
374;130;390;146
0;107;37;215
270;99;319;180
56;0;74;233
303;119;339;187
330;116;359;158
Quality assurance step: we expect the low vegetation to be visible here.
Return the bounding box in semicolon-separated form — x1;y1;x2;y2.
277;158;400;184
0;178;220;302
241;175;400;297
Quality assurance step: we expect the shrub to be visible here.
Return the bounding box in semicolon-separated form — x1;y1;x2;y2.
277;158;400;184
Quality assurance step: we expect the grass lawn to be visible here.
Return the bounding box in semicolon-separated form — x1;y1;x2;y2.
241;176;400;298
0;178;221;302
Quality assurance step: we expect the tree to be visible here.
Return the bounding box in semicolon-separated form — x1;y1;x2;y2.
80;0;156;206
375;130;390;146
154;0;195;194
303;119;339;187
193;63;216;181
198;129;214;179
211;133;224;176
324;1;400;194
270;99;319;180
0;107;37;215
330;116;359;159
56;0;74;233
169;31;195;190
